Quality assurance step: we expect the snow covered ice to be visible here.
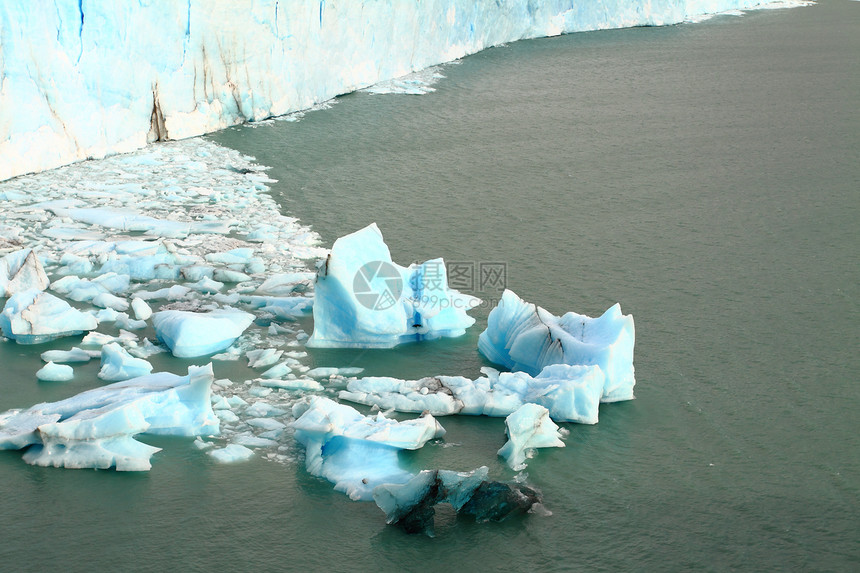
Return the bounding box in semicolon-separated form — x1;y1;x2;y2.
0;364;220;471
479;289;636;403
307;223;479;348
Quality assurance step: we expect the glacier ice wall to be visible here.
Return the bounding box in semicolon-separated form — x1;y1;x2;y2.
0;0;778;181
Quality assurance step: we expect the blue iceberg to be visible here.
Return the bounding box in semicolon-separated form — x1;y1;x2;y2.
152;308;255;358
0;364;220;471
291;396;446;501
0;249;49;297
479;290;636;403
307;224;479;348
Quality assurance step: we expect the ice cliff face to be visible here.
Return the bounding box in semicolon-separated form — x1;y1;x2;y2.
0;0;775;181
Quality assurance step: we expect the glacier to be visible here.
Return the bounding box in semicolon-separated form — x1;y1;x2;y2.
0;0;801;181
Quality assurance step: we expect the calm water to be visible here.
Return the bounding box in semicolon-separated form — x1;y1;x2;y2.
3;2;858;571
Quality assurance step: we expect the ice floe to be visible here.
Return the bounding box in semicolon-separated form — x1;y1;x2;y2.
0;364;220;471
153;308;255;358
1;289;99;344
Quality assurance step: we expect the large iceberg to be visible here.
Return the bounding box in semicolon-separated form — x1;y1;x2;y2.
307;223;479;348
0;364;220;471
0;289;99;344
0;0;788;181
340;363;605;424
479;290;636;403
291;396;446;501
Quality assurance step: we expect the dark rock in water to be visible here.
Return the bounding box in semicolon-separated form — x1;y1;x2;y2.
373;467;543;535
459;481;542;523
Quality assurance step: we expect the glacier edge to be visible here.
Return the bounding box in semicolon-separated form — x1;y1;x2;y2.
0;0;800;181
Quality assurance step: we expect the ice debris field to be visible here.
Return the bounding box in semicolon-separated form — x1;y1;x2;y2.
0;136;637;532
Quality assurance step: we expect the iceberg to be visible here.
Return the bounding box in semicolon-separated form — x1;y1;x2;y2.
0;0;795;181
479;290;636;403
497;403;566;470
0;364;220;471
152;308;255;358
373;466;543;535
291;397;445;501
307;224;479;348
340;363;605;424
0;290;99;344
0;250;50;297
98;342;154;382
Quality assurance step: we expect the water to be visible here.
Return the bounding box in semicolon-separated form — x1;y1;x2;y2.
3;2;859;571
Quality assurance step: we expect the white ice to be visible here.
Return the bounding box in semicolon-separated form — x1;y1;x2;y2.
0;250;50;297
36;362;74;382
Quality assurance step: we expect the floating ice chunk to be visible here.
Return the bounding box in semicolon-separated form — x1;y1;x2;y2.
246;348;284;369
255;272;315;296
98;342;154;382
305;367;365;379
497;404;565;470
259;378;324;392
245;402;287;418
260;362;293;379
130;298;152;321
92;292;129;312
0;364;220;470
307;223;479;348
187;277;224;294
234;433;279;448
51;273;130;303
479;290;635;402
373;466;543;535
125;338;165;359
208;443;255;463
152;308;255;358
41;347;91;363
341;363;604;423
0;250;50;297
1;290;98;344
292;396;445;501
36;362;74;382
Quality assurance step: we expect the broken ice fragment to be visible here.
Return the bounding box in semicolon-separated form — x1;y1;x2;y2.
1;290;98;344
497;403;565;470
152;308;254;358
